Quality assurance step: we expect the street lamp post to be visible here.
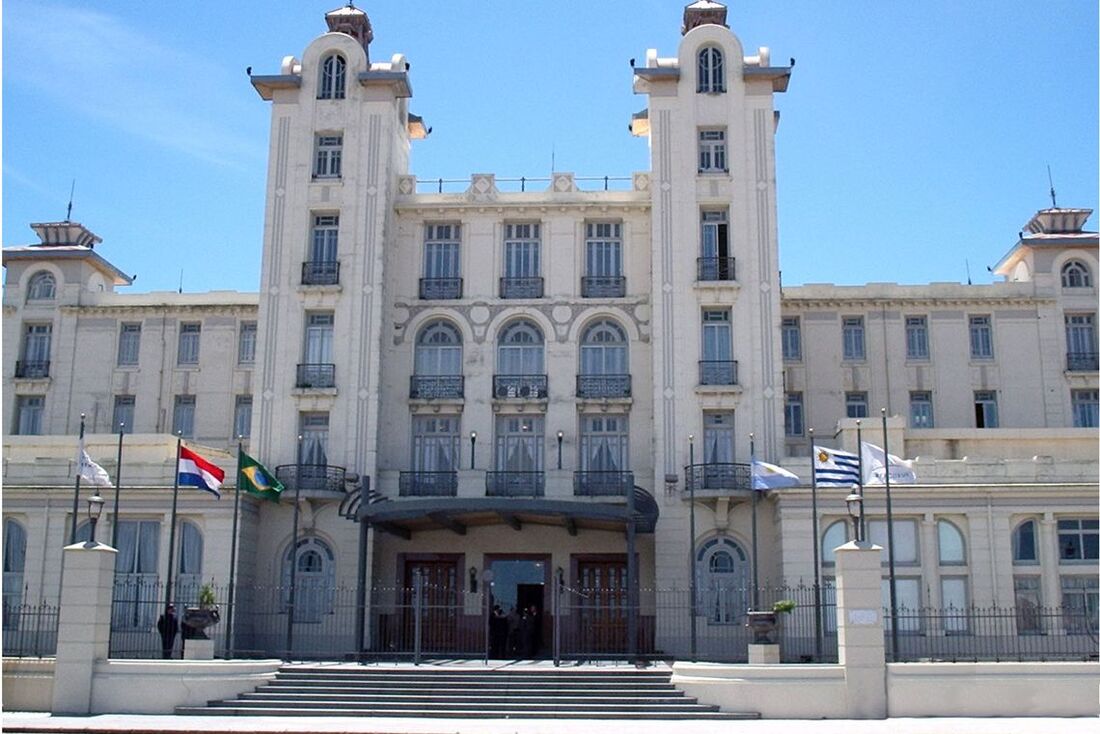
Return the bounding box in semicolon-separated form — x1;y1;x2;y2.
845;492;864;543
688;434;697;661
86;491;106;544
469;431;477;470
556;431;564;470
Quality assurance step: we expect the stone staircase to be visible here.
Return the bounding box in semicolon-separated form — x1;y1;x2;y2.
176;664;757;719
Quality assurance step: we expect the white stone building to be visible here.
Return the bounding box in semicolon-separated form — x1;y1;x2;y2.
3;3;1096;660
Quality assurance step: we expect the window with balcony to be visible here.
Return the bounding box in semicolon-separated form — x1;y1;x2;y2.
318;53;346;100
692;412;742;491
905;316;929;360
172;395;195;438
698;128;727;173
117;322;141;366
784;392;803;437
845;391;868;419
495;320;546;398
233;395;252;439
18;323;51;378
238;321;257;365
969;315;993;360
177;323;200;366
974;390;999;428
781;317;801;361
26;271;55;301
3;519;27;621
842;316;865;361
421;223;462;299
113;395;135;434
909;391;934;428
411;320;463;399
404;416;461;496
697;46;725;93
14;396;43;436
1072;389;1099;428
490;415;544;496
1061;259;1092;288
699;209;732;281
501;223;542;298
313;134;342;178
303;214;340;285
299;411;330;468
578;320;630;398
700;309;735;385
299;313;335;388
1065;313;1097;371
577;414;630;496
583;222;624;297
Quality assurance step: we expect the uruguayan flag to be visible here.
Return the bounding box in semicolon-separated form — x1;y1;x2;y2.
813;446;860;487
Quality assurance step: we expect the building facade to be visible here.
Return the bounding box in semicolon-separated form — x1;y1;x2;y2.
3;3;1096;659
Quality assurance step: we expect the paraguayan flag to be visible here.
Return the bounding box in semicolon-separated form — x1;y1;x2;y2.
813;446;860;487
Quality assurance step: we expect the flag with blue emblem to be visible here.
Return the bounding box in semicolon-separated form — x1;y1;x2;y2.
238;451;284;503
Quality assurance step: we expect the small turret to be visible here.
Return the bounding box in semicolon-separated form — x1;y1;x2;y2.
682;0;728;35
325;3;373;60
29;221;102;249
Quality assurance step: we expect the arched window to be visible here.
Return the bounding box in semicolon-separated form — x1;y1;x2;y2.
821;520;849;565
281;536;335;621
1012;519;1038;564
696;536;749;624
26;271;55;301
497;320;544;375
937;519;966;565
415;321;462;375
318;54;347;100
580;320;628;375
176;521;204;604
3;519;27;627
697;47;725;93
1061;260;1092;288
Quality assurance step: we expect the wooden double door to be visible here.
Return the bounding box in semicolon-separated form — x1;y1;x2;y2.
574;556;630;653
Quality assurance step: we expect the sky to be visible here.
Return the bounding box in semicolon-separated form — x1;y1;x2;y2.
3;1;1097;293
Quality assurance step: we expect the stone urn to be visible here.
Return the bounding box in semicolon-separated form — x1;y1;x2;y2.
746;610;778;644
182;606;220;640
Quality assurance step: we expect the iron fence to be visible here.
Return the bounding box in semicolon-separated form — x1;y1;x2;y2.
2;592;59;658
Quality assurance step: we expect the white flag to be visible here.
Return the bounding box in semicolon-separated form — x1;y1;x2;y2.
751;459;801;490
77;448;113;487
860;442;915;485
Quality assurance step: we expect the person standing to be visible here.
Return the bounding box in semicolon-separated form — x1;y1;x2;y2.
157;604;179;659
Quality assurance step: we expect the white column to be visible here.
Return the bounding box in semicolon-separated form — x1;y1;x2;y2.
1038;514;1060;608
51;541;118;715
835;540;886;719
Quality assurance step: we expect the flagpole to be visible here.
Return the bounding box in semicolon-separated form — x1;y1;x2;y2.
225;439;243;658
70;414;86;544
855;420;865;542
164;435;182;647
749;433;759;611
111;422;125;549
881;408;899;662
808;427;823;662
286;434;303;660
687;434;696;662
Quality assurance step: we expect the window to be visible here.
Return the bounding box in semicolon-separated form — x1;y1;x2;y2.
177;323;200;365
497;320;544;375
412;416;461;473
580;414;629;474
699;209;731;280
842;316;865;360
423;223;462;290
974;390;998;428
1061;260;1092;288
584;222;624;297
1061;576;1098;634
1013;576;1042;633
303;312;334;364
905;316;929;360
701;309;734;384
313;134;342;178
415;321;463;376
14;397;43;436
784;392;804;437
697;46;725;93
1058;518;1099;561
969;315;993;359
1065;313;1097;368
845;391;868;419
233;395;252;439
281;537;335;621
868;519;919;564
781;317;801;361
909;391;934;428
3;519;27;627
580;320;628;376
882;578;922;630
494;415;544;472
702;412;735;464
1072;389;1099;428
698;129;727;172
299;412;329;467
238;322;257;365
318;53;346;100
20;323;52;376
1012;519;1038;564
117;323;141;366
502;223;542;297
821;520;849;565
172;395;195;437
112;395;135;434
26;271;56;301
305;214;340;285
940;577;969;633
937;520;966;564
175;521;204;605
696;537;749;624
109;519;160;629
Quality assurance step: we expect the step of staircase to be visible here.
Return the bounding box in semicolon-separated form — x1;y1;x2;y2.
176;664;758;720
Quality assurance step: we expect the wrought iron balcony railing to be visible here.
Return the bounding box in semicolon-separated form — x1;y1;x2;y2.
486;471;545;497
685;463;752;492
14;361;50;379
573;471;634;497
699;360;738;385
581;276;626;298
419;277;463;300
296;363;336;389
576;374;632;399
409;375;464;399
301;260;340;286
275;464;347;493
500;276;544;299
493;374;548;399
399;471;458;497
1066;351;1099;371
697;257;736;282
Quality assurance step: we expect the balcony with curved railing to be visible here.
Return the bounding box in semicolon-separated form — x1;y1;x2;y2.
399;471;458;497
684;463;751;493
493;375;548;400
301;260;340;286
409;375;464;399
573;471;634;497
576;374;632;399
486;471;545;497
275;464;347;494
581;276;626;298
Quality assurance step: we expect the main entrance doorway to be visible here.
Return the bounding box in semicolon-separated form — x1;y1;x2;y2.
486;555;549;658
573;555;629;653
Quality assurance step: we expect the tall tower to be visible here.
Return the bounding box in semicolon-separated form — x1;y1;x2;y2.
249;4;425;482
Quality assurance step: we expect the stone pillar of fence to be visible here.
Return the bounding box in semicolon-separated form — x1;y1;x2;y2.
834;540;886;719
51;540;118;715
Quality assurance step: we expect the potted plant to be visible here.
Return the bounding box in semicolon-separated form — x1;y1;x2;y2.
745;599;796;645
182;583;221;640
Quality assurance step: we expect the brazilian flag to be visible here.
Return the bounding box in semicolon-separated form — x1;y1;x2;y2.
239;451;284;503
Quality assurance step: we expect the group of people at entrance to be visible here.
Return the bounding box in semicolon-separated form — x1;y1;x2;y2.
490;604;541;658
